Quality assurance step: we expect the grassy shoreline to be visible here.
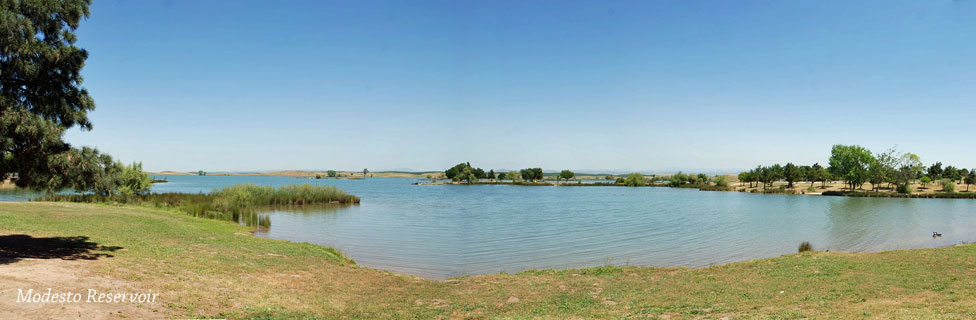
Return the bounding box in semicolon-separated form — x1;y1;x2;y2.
1;202;974;318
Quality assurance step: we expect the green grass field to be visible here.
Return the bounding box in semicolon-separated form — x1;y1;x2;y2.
1;202;974;319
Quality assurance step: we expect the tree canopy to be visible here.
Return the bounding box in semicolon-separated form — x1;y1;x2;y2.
828;144;874;191
558;170;575;182
623;173;646;186
1;0;94;189
0;0;150;195
520;168;543;182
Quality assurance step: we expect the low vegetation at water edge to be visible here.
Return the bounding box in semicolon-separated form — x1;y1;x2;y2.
35;184;359;226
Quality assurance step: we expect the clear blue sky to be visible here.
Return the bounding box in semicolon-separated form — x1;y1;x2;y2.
65;0;976;173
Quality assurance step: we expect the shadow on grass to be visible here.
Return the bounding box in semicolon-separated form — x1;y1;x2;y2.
0;234;122;264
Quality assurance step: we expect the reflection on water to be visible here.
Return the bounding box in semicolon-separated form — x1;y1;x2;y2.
0;188;36;202
50;176;976;278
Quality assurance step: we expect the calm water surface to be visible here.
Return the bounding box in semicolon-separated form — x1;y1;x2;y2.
11;175;976;279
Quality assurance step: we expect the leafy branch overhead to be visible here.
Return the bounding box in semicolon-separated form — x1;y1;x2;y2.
0;0;150;195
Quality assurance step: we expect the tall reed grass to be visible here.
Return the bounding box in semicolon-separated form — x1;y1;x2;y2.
36;184;359;228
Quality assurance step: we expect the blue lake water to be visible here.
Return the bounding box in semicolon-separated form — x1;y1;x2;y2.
7;175;976;279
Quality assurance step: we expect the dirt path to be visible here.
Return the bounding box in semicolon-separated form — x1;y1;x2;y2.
0;258;164;319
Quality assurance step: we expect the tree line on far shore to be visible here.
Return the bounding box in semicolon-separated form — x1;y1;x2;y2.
441;162;730;188
739;145;976;193
444;162;549;183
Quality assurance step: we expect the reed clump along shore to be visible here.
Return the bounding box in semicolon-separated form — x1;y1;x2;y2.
36;184;359;227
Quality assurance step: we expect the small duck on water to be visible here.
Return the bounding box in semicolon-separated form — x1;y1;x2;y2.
933;232;943;238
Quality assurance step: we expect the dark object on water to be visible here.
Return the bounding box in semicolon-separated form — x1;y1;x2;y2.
933;232;942;238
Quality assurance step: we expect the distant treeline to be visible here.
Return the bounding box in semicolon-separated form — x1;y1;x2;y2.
441;163;730;189
738;144;976;193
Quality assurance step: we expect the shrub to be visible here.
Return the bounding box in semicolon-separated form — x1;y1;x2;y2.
715;176;729;187
798;241;812;252
806;184;816;192
942;180;955;193
615;177;625;184
623;173;646;187
920;176;932;189
896;184;913;194
668;172;689;187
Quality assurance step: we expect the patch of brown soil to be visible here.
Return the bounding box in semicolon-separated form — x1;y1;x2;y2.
0;259;165;319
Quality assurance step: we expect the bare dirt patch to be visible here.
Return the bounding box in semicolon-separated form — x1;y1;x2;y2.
0;259;164;319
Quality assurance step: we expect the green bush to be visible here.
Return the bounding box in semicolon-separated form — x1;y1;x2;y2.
920;176;932;189
896;184;913;194
942;180;955;193
623;173;646;187
798;241;812;252
715;176;729;187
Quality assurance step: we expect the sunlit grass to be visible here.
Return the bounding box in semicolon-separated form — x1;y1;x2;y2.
2;202;976;318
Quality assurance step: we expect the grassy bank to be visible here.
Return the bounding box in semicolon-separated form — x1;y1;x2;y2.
1;202;974;318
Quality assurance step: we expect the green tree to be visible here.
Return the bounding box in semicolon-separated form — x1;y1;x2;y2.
558;170;575;182
116;162;153;196
696;173;708;185
507;170;520;182
783;163;801;189
828;145;874;191
965;169;975;192
362;168;369;177
0;0;108;191
669;172;688;187
497;171;507;180
456;166;477;183
943;165;961;182
737;172;749;186
799;165;812;186
327;170;338;177
623;173;646;186
757;165;784;189
873;147;898;190
920;175;932;189
714;176;729;187
520;168;543;182
487;169;495;181
532;168;543;181
446;162;473;181
927;162;943;180
895;152;923;189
